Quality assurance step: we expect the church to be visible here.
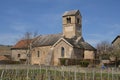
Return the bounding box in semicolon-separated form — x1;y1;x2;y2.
11;10;96;66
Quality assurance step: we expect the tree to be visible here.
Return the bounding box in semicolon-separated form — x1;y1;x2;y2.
23;32;39;65
14;32;38;65
111;46;120;66
96;40;120;67
96;41;113;60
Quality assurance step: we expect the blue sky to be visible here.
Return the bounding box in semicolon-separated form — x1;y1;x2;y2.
0;0;120;46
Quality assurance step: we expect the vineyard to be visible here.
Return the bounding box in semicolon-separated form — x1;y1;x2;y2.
0;65;120;80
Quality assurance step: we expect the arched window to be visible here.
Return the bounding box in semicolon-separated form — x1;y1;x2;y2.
61;47;65;57
37;51;40;57
66;17;71;23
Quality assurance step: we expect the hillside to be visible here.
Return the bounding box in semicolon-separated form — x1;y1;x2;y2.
0;45;12;56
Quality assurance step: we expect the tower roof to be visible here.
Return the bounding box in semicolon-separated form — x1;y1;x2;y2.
62;10;80;17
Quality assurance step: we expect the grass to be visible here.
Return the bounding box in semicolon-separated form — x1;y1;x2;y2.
0;68;119;80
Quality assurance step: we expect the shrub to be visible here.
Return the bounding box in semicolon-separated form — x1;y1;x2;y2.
60;58;66;65
80;61;89;67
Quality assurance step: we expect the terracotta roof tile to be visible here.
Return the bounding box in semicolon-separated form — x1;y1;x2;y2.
0;56;9;61
12;39;32;49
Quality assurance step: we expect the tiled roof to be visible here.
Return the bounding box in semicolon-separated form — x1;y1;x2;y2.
64;37;96;50
64;37;84;49
11;39;32;49
62;10;80;17
80;42;96;50
32;33;62;47
12;34;95;50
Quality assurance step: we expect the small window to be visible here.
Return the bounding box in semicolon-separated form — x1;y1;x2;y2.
37;51;40;57
18;54;20;57
77;18;80;24
83;53;84;58
66;17;71;23
61;47;65;57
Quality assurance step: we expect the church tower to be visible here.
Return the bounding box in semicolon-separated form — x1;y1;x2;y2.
62;10;82;38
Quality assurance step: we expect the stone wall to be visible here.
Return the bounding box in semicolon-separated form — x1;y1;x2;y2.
72;48;84;59
62;13;82;38
53;40;73;65
11;49;27;61
84;50;95;60
31;46;51;65
112;37;120;48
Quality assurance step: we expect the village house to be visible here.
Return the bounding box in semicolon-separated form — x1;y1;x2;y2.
112;35;120;48
11;10;96;66
11;39;32;64
111;35;120;65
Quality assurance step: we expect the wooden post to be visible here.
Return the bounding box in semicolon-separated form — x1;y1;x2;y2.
112;68;113;80
26;65;29;80
74;70;76;80
85;70;87;80
101;69;102;80
46;67;48;79
108;68;109;80
0;70;4;80
93;69;95;80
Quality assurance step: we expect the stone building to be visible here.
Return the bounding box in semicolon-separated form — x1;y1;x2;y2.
112;35;120;48
11;39;32;64
112;35;120;65
11;10;96;65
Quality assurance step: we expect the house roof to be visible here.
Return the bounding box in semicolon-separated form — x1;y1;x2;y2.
80;42;96;50
62;10;81;17
11;39;32;49
64;37;84;49
53;38;74;48
112;35;120;44
32;34;95;50
12;34;95;50
32;33;62;47
64;37;96;50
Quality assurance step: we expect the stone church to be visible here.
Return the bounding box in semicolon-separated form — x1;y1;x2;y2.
11;10;96;65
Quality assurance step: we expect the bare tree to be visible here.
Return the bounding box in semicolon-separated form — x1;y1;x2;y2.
111;46;120;65
23;32;39;65
96;41;113;60
96;40;120;67
13;32;38;65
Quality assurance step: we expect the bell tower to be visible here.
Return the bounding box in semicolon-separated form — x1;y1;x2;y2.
62;10;82;38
